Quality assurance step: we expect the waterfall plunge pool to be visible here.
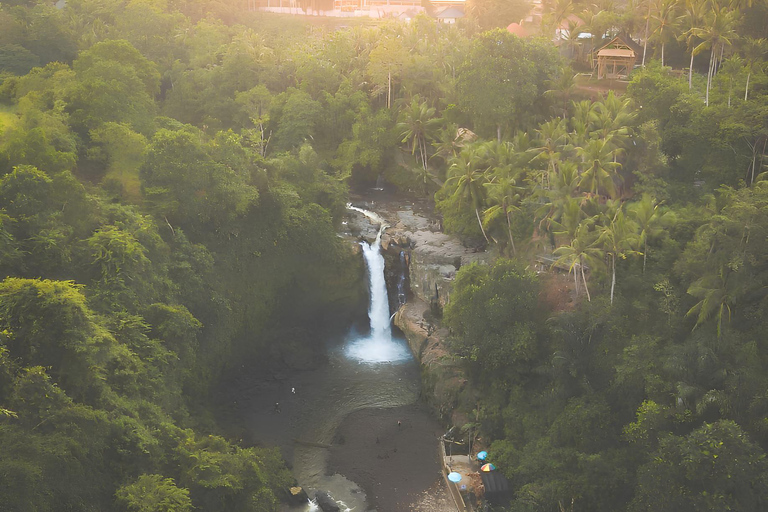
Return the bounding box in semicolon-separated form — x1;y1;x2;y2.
226;205;442;512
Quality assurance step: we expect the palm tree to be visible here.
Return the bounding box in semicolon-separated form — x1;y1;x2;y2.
535;160;581;240
740;37;768;101
719;55;744;107
544;0;576;36
578;138;621;198
686;266;742;337
484;173;524;255
590;92;637;157
529;118;569;189
629;194;665;273
446;146;491;243
545;68;578;119
554;220;601;300
396;95;442;171
678;0;706;89
649;0;682;67
595;207;641;305
693;6;739;106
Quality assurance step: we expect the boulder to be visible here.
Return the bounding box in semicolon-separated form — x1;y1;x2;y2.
286;486;309;506
314;491;341;512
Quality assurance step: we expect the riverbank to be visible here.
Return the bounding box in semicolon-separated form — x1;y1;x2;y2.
327;403;454;512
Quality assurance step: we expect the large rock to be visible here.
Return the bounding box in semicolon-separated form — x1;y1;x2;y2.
393;299;468;424
391;208;490;307
286;486;309;506
314;491;341;512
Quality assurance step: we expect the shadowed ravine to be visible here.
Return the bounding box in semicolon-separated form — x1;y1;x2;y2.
236;205;436;512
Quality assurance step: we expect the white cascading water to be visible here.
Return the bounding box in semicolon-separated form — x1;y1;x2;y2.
345;205;411;364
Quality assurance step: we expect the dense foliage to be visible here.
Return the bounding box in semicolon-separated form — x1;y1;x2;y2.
432;2;768;511
0;0;767;510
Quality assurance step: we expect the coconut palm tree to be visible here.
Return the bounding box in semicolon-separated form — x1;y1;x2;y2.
554;220;601;300
535;160;581;240
678;0;706;89
629;194;666;273
529;118;569;189
693;6;740;106
595;207;641;305
484;172;524;255
686;265;742;337
545;68;578;119
396;95;442;171
649;0;682;67
590;92;637;157
719;55;744;107
446;145;491;242
740;37;768;101
578;138;621;198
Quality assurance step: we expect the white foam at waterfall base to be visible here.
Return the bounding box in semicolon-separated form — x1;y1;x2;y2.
344;223;411;364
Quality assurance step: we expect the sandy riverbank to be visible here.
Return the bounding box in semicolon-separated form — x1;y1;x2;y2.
327;404;454;512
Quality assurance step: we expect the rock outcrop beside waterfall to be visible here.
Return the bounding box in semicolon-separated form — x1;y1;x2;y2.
345;196;490;307
346;195;485;424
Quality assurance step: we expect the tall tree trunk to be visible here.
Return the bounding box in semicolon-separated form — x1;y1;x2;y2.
475;207;489;243
745;71;751;101
643;239;647;273
387;70;391;109
642;2;651;67
496;124;502;144
707;49;713;106
580;256;591;302
505;209;516;256
610;253;616;305
573;265;580;294
688;51;695;89
661;43;665;67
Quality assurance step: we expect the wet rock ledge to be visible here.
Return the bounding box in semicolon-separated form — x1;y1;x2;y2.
345;195;487;425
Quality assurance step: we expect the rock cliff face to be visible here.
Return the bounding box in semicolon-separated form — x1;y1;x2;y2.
383;208;490;308
393;299;467;424
345;196;485;425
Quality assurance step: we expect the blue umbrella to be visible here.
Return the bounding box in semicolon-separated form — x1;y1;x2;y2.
447;471;462;483
477;451;488;461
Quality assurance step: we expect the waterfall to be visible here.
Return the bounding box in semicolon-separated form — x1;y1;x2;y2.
345;205;411;364
362;225;392;340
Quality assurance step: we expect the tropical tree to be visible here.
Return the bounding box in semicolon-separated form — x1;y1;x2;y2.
545;68;578;120
595;206;640;304
686;265;744;336
553;220;601;300
529;118;569;189
445;145;491;242
693;6;740;106
483;162;525;255
649;0;682;67
396;95;442;171
578;138;621;198
678;0;706;89
629;194;666;273
740;37;768;101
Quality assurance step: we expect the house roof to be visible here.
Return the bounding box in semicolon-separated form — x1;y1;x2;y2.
436;7;465;18
506;22;530;37
593;33;643;56
480;471;512;505
598;48;635;58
